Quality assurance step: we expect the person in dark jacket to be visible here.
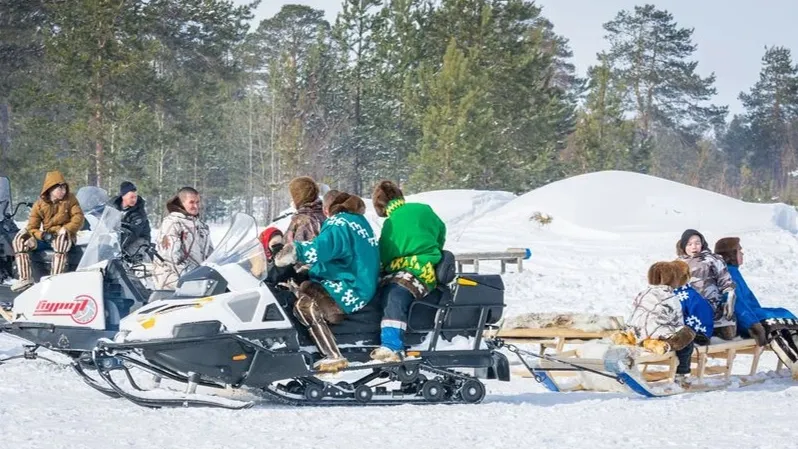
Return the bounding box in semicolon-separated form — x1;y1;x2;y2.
109;181;152;261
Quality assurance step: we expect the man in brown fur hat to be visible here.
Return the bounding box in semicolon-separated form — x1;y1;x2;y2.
284;176;325;244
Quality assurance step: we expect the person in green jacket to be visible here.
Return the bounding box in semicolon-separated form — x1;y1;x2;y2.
274;191;379;372
370;180;447;362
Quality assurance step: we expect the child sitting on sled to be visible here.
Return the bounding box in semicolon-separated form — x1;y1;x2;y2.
613;261;698;379
677;229;737;340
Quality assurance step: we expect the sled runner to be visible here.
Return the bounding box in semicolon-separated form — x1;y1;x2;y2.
513;337;791;397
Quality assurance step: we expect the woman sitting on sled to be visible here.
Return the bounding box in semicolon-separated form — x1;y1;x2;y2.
714;237;798;377
677;229;738;340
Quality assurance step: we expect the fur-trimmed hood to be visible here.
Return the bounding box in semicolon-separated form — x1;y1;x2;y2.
327;191;366;215
165;195;193;217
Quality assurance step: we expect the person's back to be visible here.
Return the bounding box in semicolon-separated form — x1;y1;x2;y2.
308;210;380;308
380;201;446;289
284;176;325;244
370;180;446;362
273;191;379;372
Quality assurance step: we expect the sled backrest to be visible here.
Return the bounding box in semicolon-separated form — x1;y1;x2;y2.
436;250;456;285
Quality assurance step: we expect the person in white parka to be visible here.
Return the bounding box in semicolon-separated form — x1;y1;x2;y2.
152;187;213;290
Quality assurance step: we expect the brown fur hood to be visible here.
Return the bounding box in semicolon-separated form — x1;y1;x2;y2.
165;195;192;217
328;192;366;215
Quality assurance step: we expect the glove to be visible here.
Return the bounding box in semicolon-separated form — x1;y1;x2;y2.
273;242;297;267
57;227;67;236
18;231;31;241
724;290;736;321
642;339;671;355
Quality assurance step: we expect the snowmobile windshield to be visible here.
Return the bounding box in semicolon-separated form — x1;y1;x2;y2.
0;177;10;218
77;206;123;270
203;212;266;275
76;186;109;219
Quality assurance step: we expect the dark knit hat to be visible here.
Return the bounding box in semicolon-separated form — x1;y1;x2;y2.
120;181;137;197
372;180;404;217
714;237;741;266
288;176;319;207
678;229;708;254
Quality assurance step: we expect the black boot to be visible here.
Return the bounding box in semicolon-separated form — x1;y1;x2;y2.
748;322;768;347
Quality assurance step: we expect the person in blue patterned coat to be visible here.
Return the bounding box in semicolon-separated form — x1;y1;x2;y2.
274;191;379;373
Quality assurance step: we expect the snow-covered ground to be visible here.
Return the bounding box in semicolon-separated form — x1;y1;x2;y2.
4;170;798;449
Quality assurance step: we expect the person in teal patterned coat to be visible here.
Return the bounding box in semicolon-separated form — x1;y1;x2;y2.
274;191;379;372
370;180;447;362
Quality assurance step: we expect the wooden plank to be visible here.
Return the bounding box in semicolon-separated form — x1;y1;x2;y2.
495;328;614;339
454;250;528;260
695;339;757;353
0;307;12;322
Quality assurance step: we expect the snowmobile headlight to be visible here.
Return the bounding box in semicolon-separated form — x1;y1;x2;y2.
175;279;217;297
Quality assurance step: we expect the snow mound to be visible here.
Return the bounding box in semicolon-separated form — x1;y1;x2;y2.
405;189;515;240
470;171;798;238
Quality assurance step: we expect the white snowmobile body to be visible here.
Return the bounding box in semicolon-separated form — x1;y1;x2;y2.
2;207;150;353
116;213;294;343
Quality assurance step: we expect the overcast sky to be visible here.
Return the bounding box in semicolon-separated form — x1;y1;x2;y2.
239;0;798;115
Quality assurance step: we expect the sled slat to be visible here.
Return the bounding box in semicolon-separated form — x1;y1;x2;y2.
496;328;614;339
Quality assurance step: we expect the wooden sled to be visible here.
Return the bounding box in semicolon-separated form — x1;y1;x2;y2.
523;337;790;397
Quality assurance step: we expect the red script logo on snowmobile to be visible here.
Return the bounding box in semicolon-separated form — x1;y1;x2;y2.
33;295;98;324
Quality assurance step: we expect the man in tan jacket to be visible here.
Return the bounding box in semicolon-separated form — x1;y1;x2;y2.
11;171;85;292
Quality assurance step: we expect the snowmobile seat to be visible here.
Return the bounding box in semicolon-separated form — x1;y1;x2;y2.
407;274;504;342
29;245;84;282
436;250;456;285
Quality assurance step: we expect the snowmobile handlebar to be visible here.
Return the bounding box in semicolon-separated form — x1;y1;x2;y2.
5;201;33;220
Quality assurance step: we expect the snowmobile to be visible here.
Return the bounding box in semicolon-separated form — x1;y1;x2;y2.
76;212;511;408
0;177;33;299
0;206;157;364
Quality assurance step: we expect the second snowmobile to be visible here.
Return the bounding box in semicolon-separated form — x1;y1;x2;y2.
0;206;156;363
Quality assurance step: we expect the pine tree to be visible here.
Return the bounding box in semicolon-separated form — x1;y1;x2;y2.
738;46;798;194
408;39;487;190
603;4;726;173
332;0;382;195
569;57;634;173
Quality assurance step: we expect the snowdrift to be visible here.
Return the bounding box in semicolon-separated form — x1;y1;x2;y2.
466;171;798;242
